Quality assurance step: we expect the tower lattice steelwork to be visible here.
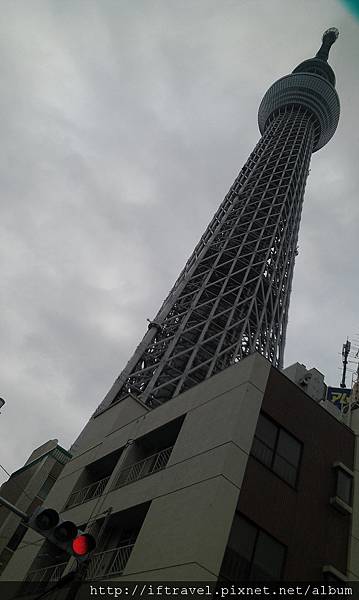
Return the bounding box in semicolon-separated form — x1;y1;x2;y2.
96;29;340;414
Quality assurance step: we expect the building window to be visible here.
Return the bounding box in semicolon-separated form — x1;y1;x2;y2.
251;413;302;487
6;523;28;551
336;469;353;506
221;514;286;581
37;475;57;500
330;462;353;514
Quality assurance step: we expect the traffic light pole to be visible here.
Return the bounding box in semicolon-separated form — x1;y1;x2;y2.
63;562;89;600
32;570;79;600
1;494;95;600
0;494;28;521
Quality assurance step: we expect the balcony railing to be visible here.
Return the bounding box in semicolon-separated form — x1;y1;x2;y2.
111;446;173;490
24;562;68;584
65;475;110;509
86;544;134;579
18;561;68;595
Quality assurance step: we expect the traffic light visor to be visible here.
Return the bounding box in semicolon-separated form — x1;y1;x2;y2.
54;521;78;543
72;533;96;557
35;509;59;531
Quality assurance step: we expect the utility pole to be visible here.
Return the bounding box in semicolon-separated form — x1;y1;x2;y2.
341;339;351;388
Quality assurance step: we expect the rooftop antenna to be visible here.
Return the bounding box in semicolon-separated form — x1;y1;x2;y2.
340;339;351;388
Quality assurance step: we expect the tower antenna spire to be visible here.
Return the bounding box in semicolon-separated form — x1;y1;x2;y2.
316;27;339;62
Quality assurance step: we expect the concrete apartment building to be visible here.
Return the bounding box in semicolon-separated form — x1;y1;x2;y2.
0;440;71;577
1;354;356;586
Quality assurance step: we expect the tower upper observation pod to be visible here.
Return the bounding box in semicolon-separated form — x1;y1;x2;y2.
87;28;342;417
258;29;340;151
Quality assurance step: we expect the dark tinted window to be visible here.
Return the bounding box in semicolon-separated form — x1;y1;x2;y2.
37;475;56;500
251;530;285;581
277;430;301;466
255;416;277;448
336;469;352;506
221;514;286;582
251;414;302;487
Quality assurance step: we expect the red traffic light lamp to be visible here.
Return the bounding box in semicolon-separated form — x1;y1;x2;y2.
72;533;96;560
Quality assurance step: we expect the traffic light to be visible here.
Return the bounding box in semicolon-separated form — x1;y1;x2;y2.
72;532;97;562
28;507;96;561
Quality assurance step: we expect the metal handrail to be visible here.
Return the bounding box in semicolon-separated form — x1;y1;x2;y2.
24;561;68;583
111;446;173;491
86;544;134;579
65;475;110;509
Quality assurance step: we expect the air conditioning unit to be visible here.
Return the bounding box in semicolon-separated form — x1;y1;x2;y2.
299;373;312;386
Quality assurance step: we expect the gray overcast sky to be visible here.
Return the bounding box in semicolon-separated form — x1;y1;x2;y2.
0;0;358;483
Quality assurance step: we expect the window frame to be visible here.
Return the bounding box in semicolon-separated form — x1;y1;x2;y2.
251;412;303;489
222;513;287;582
337;469;352;504
330;462;354;515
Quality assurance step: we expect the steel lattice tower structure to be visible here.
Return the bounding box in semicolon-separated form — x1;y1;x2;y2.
95;29;340;415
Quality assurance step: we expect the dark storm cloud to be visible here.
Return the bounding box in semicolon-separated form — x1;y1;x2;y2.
0;0;358;481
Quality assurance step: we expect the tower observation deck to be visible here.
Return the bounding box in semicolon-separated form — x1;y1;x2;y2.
95;29;340;414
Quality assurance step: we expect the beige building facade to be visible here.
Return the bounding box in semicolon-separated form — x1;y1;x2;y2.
2;354;270;583
1;352;356;589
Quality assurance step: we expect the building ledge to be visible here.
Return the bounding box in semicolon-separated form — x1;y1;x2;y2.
329;496;352;515
333;461;354;477
322;564;347;581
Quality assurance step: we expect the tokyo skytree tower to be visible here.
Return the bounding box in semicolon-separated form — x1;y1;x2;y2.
95;29;340;414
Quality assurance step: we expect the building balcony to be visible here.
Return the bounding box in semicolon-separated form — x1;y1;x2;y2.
64;475;110;509
63;446;172;510
111;446;173;491
86;544;134;579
